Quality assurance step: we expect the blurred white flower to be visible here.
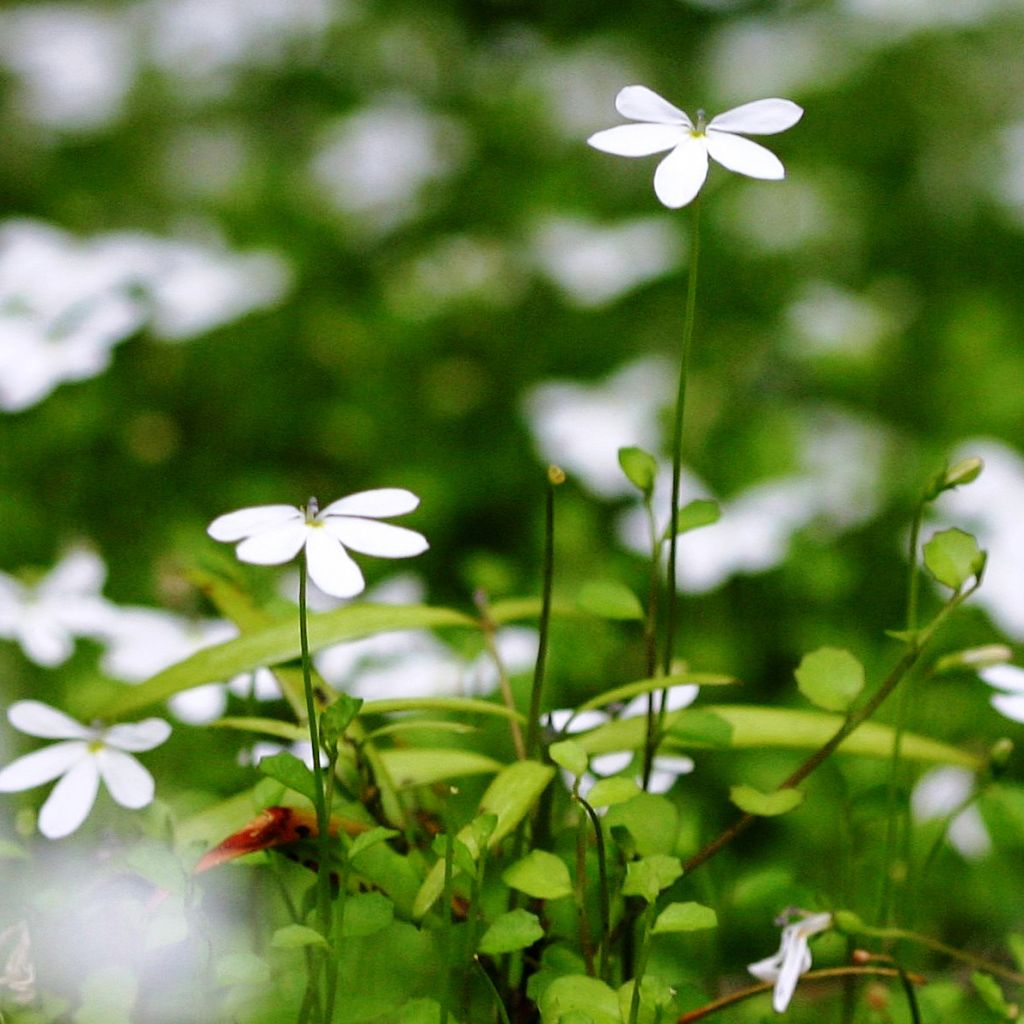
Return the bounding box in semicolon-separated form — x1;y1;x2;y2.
980;663;1024;724
588;86;802;208
0;549;115;667
208;490;428;599
748;910;832;1013
0;701;170;839
0;921;34;1005
911;766;991;860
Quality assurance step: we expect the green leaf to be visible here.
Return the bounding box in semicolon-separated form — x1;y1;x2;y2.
503;850;573;900
258;751;317;805
73;966;138;1024
380;748;502;788
91;602;477;718
585;777;641;808
971;972;1015;1018
341;891;395;938
667;709;734;748
795;647;865;713
478;909;545;955
412;761;554;918
363;720;478;742
549;739;588;777
622;854;683;903
576;672;735;714
673;498;721;536
320;694;363;748
539;975;620;1024
617;975;676;1024
618;446;657;496
576;704;982;770
212;716;307;742
361;696;526;723
653;901;718;933
730;784;804;817
348;826;400;862
605;793;679;856
924;528;985;591
1008;933;1024;973
576;579;644;621
271;924;328;949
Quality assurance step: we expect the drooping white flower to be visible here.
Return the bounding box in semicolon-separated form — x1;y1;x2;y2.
981;663;1024;723
748;910;832;1013
588;86;803;209
0;549;117;667
208;490;428;599
0;701;171;839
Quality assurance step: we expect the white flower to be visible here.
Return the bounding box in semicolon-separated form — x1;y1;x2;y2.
981;663;1024;723
0;701;170;839
207;490;428;599
0;549;116;667
748;910;832;1013
587;86;803;209
0;921;34;1005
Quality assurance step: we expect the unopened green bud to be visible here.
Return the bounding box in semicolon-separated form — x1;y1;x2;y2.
925;457;984;501
935;645;1013;675
832;910;865;935
990;738;1014;774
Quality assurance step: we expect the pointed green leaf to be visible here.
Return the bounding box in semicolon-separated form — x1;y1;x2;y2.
380;748;503;788
576;673;735;714
622;854;683;903
478;909;545;955
550;739;588;777
348;826;399;862
667;709;733;748
212;716;307;742
361;696;525;722
91;602;477;718
271;924;328;950
673;498;721;536
618;447;657;496
730;784;804;817
576;579;644;621
320;694;363;748
653;901;718;933
585;777;641;808
258;751;317;805
971;972;1014;1018
795;647;865;713
503;850;572;900
924;528;985;590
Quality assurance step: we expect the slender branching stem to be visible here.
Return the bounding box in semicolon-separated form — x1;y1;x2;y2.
577;795;611;982
663;196;702;678
526;466;560;759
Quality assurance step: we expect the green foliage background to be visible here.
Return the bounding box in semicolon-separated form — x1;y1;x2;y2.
1;0;1023;1020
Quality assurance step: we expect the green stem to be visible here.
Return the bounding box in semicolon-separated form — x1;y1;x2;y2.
299;556;333;1002
526;467;560;759
440;832;456;1024
627;902;656;1024
663;196;702;678
577;795;611;982
575;796;595;976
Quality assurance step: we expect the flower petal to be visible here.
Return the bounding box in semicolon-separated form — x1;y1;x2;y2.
708;98;803;135
772;933;812;1013
18;621;75;668
38;756;100;838
321;489;420;519
653;137;709;208
96;748;155;809
747;951;784;983
587;123;687;158
8;701;92;740
40;549;106;597
982;664;1024;695
706;131;784;180
323;518;429;559
304;529;365;598
207;505;302;542
103;717;172;752
991;693;1024;723
235;522;308;565
0;741;86;791
614;85;691;127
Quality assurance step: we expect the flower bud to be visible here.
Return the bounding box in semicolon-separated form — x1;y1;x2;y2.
934;645;1013;675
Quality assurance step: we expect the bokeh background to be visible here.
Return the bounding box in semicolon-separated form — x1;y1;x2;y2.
1;0;1023;1018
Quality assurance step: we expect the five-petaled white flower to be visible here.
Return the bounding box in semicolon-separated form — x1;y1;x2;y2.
207;489;429;599
587;86;803;209
748;910;832;1013
0;701;171;839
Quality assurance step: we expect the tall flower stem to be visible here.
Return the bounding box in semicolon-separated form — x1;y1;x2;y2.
663;196;702;677
298;554;334;982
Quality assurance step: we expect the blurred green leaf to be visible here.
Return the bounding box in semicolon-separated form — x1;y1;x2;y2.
549;739;588;777
795;646;865;713
503;850;572;900
271;924;328;949
380;748;502;787
618;446;658;496
479;909;545;955
577;579;644;621
653;901;718;933
342;892;395;938
924;528;985;590
585;777;641;808
576;673;735;714
606;794;679;857
672;499;721;536
258;751;317;804
539;976;620;1024
622;854;683;903
730;784;804;817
